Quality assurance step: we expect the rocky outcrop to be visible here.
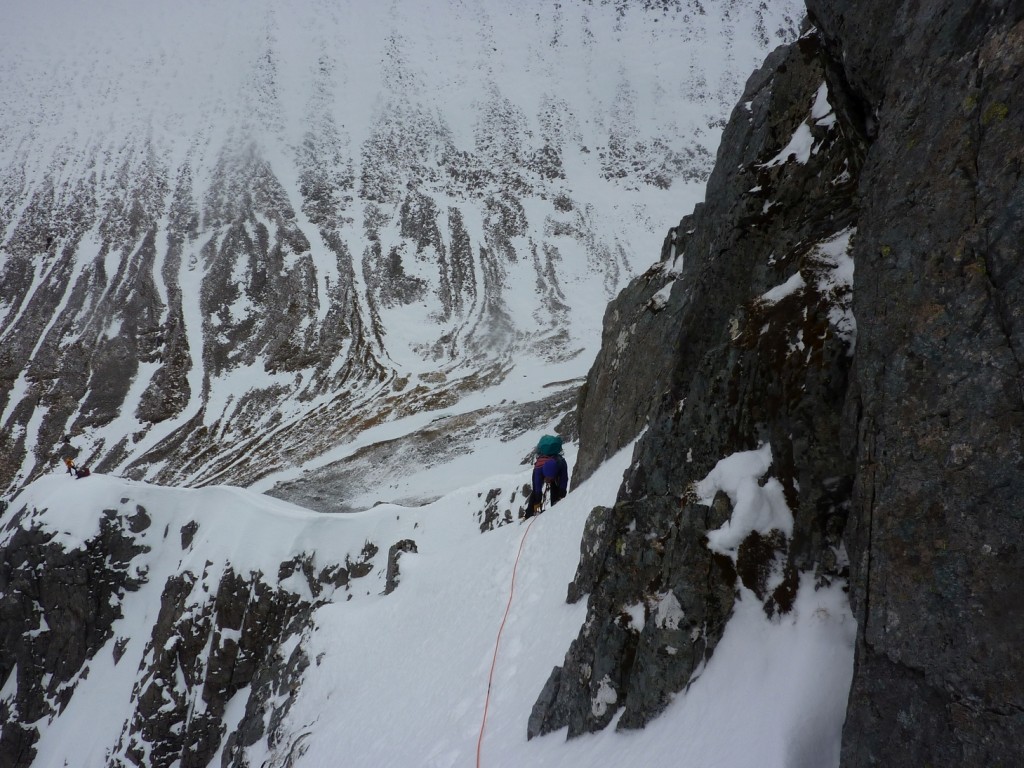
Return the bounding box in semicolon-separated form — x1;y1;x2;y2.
534;28;861;738
543;2;1024;765
115;570;305;767
0;508;148;767
0;488;398;768
384;540;419;595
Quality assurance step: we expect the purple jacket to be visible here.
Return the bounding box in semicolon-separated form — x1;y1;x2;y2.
532;455;568;497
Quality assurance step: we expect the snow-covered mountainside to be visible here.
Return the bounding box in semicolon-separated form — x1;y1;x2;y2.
3;1;1022;766
0;0;801;503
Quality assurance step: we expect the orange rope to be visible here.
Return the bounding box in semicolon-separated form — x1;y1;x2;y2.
476;514;538;768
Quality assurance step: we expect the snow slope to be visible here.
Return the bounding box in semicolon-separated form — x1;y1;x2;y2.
9;439;854;767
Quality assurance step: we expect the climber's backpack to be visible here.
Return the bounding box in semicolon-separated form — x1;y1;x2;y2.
536;434;563;457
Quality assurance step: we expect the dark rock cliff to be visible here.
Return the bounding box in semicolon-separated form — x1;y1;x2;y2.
541;2;1024;765
535;25;861;739
809;1;1024;764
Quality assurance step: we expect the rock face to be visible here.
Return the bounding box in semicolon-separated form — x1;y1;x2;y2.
541;2;1024;765
534;27;860;738
807;2;1024;764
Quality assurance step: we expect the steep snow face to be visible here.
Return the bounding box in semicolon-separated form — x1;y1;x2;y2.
0;445;854;768
0;0;803;499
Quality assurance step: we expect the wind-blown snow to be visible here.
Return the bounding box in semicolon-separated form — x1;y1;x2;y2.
812;81;837;128
696;444;795;556
764;123;815;167
761;271;807;304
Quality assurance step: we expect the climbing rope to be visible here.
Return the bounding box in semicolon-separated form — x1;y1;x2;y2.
475;495;544;767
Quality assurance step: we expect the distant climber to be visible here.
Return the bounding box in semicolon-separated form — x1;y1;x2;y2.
63;457;76;475
74;466;91;479
524;435;569;518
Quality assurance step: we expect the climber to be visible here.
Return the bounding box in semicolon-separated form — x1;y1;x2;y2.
74;465;91;479
63;456;76;475
524;434;569;518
